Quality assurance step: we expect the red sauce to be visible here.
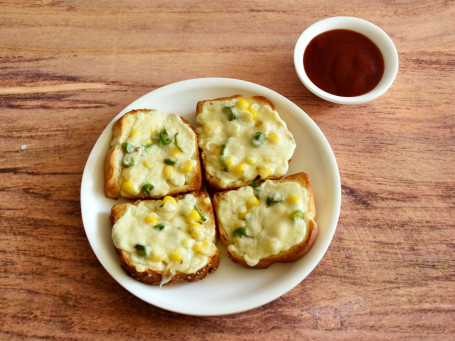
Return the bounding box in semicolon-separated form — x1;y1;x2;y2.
303;29;384;97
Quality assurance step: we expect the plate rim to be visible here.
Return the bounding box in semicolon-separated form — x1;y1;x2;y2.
80;77;341;316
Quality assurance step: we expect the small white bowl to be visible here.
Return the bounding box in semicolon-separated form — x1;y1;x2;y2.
294;16;399;104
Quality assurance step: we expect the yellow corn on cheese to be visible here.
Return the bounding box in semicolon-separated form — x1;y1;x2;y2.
236;99;249;110
119;110;198;198
215;181;311;267
196;98;295;189
122;180;137;195
112;195;217;281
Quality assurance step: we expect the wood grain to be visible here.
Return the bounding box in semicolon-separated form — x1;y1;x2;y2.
1;0;454;339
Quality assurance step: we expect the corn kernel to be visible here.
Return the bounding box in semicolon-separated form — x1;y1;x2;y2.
143;160;153;169
122;180;136;195
189;222;203;240
186;209;201;223
236;99;249;110
225;157;233;171
257;166;271;179
213;147;222;156
246;157;256;165
234;163;246;177
287;195;302;205
234;221;246;229
193;241;210;255
266;238;280;254
162;196;177;206
247;196;260;208
180;160;193;174
243;111;253;122
255;120;264;128
131;128;142;137
248;107;258;120
149;251;164;262
145;215;158;224
171;145;182;156
238;210;248;220
206;123;220;136
163;165;174;179
169;249;183;262
267;133;280;144
144;138;153;146
182;238;193;249
228;122;240;136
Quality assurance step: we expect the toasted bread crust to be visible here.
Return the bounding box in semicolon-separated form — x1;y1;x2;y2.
110;192;220;285
196;95;286;191
116;249;219;285
212;172;318;269
104;145;122;199
195;94;275;114
104;109;202;199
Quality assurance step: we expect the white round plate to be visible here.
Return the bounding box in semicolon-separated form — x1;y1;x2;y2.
81;78;341;316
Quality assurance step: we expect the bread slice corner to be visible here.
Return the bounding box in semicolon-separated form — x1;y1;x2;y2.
212;172;318;269
111;191;219;285
104;109;203;200
196;94;295;192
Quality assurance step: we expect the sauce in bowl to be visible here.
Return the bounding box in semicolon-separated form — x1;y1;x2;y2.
303;29;384;97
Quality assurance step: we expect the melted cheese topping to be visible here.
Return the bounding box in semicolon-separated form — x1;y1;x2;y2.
196;98;296;187
112;195;217;281
217;180;313;266
115;111;197;197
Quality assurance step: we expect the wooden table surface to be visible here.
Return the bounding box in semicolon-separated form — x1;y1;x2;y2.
1;0;454;339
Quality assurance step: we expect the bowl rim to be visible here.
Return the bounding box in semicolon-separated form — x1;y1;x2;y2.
294;16;399;104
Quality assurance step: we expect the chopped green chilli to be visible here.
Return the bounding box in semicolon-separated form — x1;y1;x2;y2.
266;192;283;206
252;175;261;189
174;133;184;152
141;183;154;194
194;205;207;222
159;129;173;145
142;143;154;150
220;143;227;171
122;142;135;153
233;227;251;238
164;158;177;165
251;132;266;148
223;106;237;121
122;157;134;168
220;143;227;156
135;244;146;256
292;210;305;222
153;224;165;231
